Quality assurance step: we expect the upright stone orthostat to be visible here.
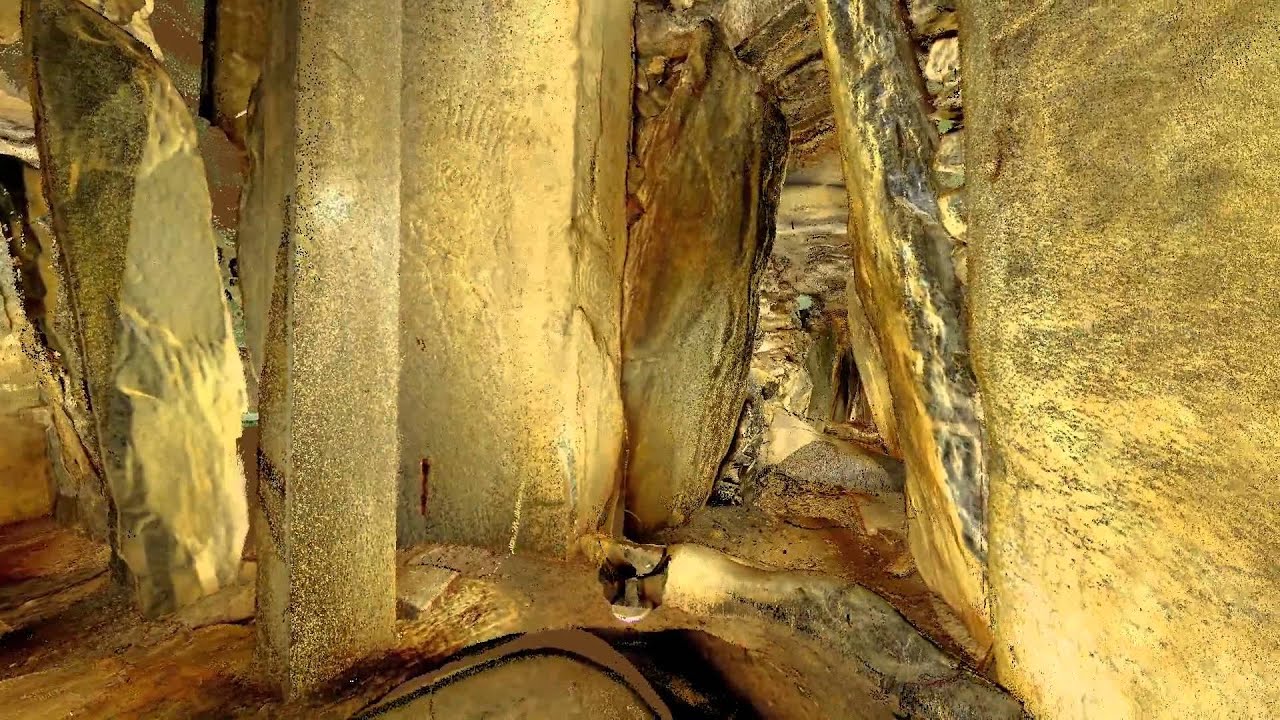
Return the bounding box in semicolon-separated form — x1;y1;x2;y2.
27;0;248;616
964;0;1280;716
813;0;991;645
1;161;112;539
400;0;633;554
245;0;400;696
204;0;265;149
622;16;788;534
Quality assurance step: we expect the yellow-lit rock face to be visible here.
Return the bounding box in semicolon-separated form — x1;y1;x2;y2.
963;1;1280;716
623;18;788;535
0;332;53;527
246;0;401;695
399;0;633;555
205;0;263;149
814;0;991;647
28;0;247;616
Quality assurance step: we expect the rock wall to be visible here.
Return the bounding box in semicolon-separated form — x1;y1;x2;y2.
27;0;247;615
814;0;991;646
0;295;53;527
963;0;1280;715
244;0;401;694
398;0;634;554
0;0;239;545
622;14;788;534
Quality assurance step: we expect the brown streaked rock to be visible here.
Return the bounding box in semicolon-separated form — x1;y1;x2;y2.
813;0;991;647
623;17;788;536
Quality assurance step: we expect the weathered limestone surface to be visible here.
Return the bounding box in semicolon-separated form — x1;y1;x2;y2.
27;0;247;615
613;541;1024;719
814;0;990;646
236;0;283;391
399;0;633;554
962;1;1280;716
247;0;400;696
0;74;35;167
623;16;787;535
0;175;53;528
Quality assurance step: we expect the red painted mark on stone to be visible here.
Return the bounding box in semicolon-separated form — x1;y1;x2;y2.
419;458;431;517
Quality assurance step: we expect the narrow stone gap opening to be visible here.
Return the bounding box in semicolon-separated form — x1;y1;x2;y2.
636;0;985;666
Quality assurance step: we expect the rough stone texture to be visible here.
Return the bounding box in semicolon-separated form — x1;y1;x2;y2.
145;0;203;111
0;0;212;168
0;519;111;639
173;560;254;629
905;0;956;39
742;150;901;466
11;164;110;539
79;0;162;59
28;0;248;616
0;330;52;526
903;4;967;289
399;0;633;554
732;1;829;160
814;0;990;647
246;0;400;696
766;438;903;500
0;73;35;166
658;544;1022;719
0;184;54;528
0;525;1024;718
395;564;457;621
651;0;796;48
962;1;1280;716
235;0;282;390
0;20;108;539
623;16;787;535
643;0;834;161
205;0;263;149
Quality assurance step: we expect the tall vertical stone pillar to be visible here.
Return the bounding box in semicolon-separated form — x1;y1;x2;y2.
246;0;400;697
622;14;788;535
27;0;248;616
813;0;991;647
399;0;633;554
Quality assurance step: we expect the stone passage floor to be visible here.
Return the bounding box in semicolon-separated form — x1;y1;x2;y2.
0;499;998;718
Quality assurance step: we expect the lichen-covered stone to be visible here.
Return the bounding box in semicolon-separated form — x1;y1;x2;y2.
963;0;1280;715
814;0;991;647
399;0;633;554
27;0;247;616
623;17;787;535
